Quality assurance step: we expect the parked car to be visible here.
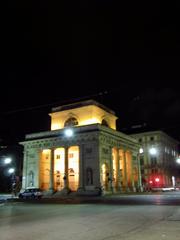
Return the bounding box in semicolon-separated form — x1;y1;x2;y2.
19;188;43;199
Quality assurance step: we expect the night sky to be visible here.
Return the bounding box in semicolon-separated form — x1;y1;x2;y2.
1;1;180;144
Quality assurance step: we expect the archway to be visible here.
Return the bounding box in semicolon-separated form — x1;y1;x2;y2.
54;148;65;191
101;163;109;191
68;146;79;191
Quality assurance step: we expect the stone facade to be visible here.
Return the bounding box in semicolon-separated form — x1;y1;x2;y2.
130;131;179;189
20;100;142;196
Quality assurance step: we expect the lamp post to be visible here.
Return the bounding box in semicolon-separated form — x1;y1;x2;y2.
7;167;17;196
138;148;144;192
0;156;14;193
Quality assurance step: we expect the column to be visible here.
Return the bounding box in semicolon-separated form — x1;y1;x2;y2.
130;153;136;192
78;144;84;190
123;150;128;191
117;149;122;192
137;153;143;192
49;148;54;192
109;146;113;193
22;149;28;190
64;147;69;188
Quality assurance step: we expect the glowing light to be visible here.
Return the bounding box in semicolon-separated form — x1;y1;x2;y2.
149;180;153;184
139;148;143;154
4;158;12;164
149;147;157;155
51;123;61;130
42;149;50;154
172;176;175;187
64;128;73;137
155;178;159;182
81;118;100;125
8;168;15;174
176;157;180;164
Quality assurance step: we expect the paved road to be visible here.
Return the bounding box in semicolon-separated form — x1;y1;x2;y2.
0;192;180;240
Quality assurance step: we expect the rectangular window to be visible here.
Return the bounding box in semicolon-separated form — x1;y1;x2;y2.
140;156;144;165
151;157;157;165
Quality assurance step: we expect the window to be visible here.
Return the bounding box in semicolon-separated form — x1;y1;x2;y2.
102;119;109;127
140;156;144;165
151;157;157;165
64;117;78;127
150;136;154;141
139;138;142;143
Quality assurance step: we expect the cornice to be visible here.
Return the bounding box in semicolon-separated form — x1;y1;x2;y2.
20;132;99;149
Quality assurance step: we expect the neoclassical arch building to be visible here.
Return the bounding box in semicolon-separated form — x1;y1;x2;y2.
20;100;143;195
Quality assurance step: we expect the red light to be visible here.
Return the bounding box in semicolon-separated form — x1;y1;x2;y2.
155;178;160;182
149;180;153;184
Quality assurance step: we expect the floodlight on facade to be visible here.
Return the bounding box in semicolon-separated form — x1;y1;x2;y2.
149;147;157;155
64;128;73;137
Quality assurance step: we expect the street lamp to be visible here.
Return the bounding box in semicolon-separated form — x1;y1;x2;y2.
8;168;15;174
64;128;74;137
176;157;180;164
4;157;12;164
149;147;157;155
139;148;144;154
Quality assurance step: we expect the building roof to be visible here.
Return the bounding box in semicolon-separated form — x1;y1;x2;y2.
51;99;116;115
130;130;180;144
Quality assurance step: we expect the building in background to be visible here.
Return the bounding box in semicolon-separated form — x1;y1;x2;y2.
20;100;142;196
0;143;23;193
130;131;179;190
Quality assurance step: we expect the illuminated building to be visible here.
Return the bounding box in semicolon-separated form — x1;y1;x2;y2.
20;100;142;195
130;131;179;189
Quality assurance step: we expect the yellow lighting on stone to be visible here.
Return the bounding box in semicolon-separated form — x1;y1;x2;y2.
50;103;117;130
54;148;65;173
51;124;61;130
42;149;50;154
81;117;100;125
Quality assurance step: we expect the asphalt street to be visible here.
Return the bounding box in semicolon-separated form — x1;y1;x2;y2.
0;192;180;240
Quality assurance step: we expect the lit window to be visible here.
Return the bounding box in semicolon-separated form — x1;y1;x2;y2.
64;117;78;127
102;119;109;127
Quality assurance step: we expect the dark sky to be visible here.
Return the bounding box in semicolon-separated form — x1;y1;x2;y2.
1;1;180;144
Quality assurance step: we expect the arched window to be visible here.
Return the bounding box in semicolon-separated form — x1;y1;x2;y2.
64;117;78;127
102;119;109;127
86;168;93;185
